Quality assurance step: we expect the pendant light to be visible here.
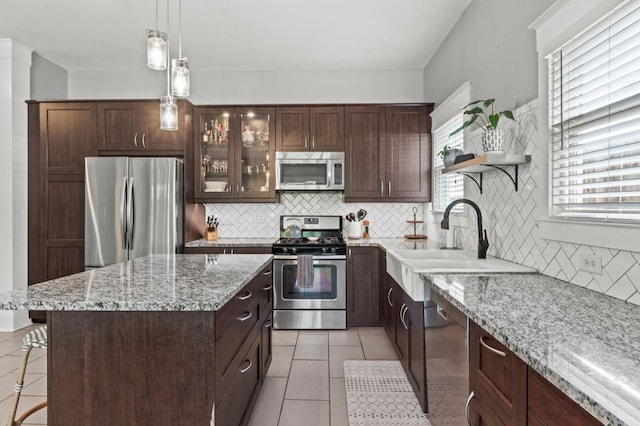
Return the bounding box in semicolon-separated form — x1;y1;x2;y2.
160;0;178;131
146;0;167;70
171;0;190;97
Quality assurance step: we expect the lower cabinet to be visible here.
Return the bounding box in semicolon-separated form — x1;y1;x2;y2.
347;247;382;326
383;273;427;412
214;264;272;426
469;321;601;426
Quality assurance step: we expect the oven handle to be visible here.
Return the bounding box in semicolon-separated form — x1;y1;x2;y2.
273;255;347;261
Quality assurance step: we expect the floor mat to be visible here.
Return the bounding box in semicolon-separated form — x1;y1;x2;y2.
344;360;432;426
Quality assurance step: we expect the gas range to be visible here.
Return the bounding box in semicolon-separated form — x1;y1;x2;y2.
272;215;346;256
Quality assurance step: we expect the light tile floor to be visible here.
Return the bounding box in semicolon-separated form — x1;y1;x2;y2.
0;325;398;426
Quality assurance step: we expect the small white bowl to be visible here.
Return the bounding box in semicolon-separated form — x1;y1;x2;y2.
205;181;227;192
306;236;319;242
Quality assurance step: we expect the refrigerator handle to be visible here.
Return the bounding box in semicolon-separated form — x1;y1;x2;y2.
121;177;128;251
128;177;135;250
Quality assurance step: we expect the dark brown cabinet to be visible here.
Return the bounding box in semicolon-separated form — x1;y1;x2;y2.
382;273;427;412
468;320;528;425
346;247;381;327
345;104;433;202
276;106;344;151
193;106;276;203
28;101;99;321
97;101;189;154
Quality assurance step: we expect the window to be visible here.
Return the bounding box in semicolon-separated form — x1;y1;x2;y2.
548;0;640;222
432;115;464;211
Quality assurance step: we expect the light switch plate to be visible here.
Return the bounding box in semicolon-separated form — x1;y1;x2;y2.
579;253;602;275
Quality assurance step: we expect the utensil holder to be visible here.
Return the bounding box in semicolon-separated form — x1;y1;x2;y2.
347;221;362;239
205;228;218;241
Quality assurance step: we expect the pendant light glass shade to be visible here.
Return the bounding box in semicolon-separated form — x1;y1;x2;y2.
146;30;168;70
171;58;190;97
160;96;178;131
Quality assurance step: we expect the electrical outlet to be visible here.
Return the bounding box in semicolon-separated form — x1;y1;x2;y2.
248;215;265;223
579;253;602;275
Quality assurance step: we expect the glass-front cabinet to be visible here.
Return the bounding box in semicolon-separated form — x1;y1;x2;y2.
194;106;276;202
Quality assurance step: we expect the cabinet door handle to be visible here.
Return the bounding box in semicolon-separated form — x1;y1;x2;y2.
380;181;384;196
388;181;391;196
230;248;235;254
305;137;308;149
399;304;408;329
264;319;272;328
402;305;409;329
262;284;272;291
239;291;252;301
387;288;393;306
141;133;147;148
312;136;315;150
238;311;253;322
263;270;273;276
236;183;240;194
134;133;138;147
465;391;475;425
480;335;506;357
239;359;253;374
436;304;447;320
223;249;227;254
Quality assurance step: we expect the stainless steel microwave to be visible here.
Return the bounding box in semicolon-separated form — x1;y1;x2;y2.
275;151;345;191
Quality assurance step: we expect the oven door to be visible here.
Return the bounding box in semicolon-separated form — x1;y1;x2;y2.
273;255;346;309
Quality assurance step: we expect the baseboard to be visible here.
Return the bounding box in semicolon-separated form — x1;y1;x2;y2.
0;310;31;331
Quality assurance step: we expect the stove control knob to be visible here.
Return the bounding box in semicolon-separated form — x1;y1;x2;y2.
282;247;289;254
291;247;297;254
330;247;337;254
321;247;327;254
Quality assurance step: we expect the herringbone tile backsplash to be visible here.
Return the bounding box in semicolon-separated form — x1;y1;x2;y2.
426;99;640;306
205;194;425;240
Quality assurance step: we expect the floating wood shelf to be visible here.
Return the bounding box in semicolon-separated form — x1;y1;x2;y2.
442;153;531;193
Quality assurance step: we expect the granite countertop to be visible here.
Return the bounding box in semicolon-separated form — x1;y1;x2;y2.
185;237;277;247
347;237;442;250
0;254;272;312
423;273;640;426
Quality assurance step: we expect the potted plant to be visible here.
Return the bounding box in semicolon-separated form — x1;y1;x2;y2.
437;144;463;167
450;98;515;153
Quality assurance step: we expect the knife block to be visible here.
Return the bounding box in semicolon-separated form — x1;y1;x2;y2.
205;228;218;241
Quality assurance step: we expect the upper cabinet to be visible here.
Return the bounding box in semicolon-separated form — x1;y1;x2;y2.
97;100;191;154
276;106;344;152
193;106;276;203
345;104;433;202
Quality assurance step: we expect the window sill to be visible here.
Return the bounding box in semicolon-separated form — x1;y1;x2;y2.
538;219;640;252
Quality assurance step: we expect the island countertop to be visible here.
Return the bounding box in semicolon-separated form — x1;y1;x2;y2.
423;273;640;426
0;254;273;312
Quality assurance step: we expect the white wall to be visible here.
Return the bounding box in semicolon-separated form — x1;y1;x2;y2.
422;0;556;109
68;69;425;104
0;40;32;330
30;53;68;100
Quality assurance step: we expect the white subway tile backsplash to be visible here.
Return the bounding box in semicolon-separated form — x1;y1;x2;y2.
425;100;640;306
205;192;425;239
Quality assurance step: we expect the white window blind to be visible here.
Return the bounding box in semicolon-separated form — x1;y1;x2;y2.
432;115;464;211
549;0;640;222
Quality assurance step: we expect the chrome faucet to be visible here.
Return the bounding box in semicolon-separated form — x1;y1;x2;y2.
441;199;489;259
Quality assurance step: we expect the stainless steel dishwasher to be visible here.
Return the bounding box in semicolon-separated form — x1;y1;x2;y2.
424;285;469;425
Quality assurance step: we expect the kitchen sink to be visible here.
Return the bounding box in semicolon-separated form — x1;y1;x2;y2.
385;248;536;301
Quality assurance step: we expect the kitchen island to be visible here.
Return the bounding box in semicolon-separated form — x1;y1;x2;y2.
0;254;273;426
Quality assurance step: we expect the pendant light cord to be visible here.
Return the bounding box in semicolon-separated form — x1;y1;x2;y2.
155;0;159;31
178;0;182;59
166;0;170;96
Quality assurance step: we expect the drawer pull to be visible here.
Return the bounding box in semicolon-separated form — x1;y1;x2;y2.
262;284;273;291
480;335;506;357
239;359;253;374
399;304;408;329
387;288;393;306
437;304;447;320
264;319;272;328
238;312;253;322
263;270;273;276
465;391;475;425
238;291;252;301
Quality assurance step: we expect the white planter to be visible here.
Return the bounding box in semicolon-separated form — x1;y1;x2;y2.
443;148;463;166
482;129;504;153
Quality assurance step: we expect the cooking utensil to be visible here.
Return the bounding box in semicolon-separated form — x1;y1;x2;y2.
348;212;356;222
357;209;367;221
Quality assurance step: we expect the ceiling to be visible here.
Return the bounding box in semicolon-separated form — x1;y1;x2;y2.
0;0;471;72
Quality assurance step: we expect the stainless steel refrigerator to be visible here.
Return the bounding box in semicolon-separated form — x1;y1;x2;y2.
85;157;184;268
